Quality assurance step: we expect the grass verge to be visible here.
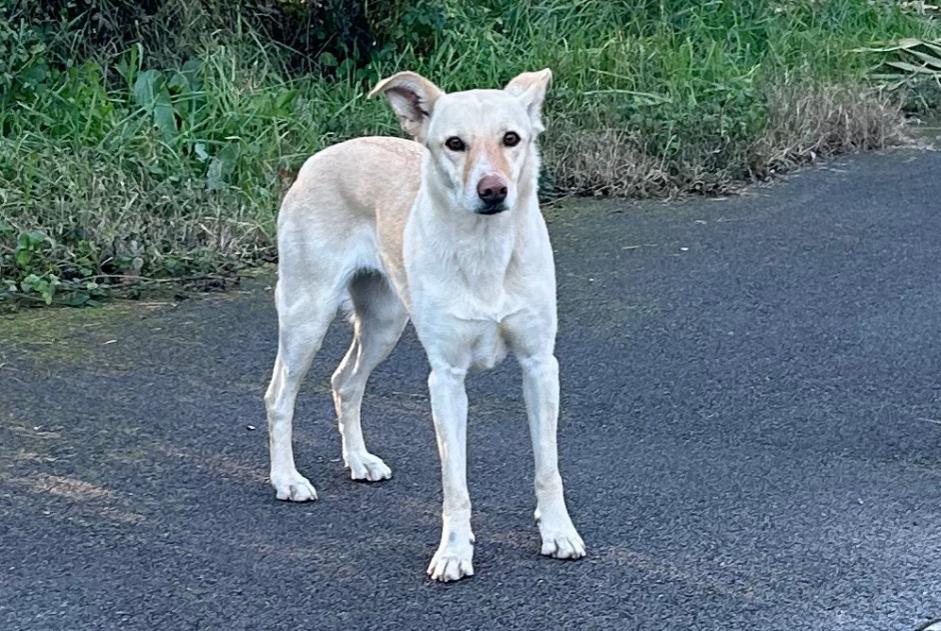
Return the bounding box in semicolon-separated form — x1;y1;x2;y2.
1;0;939;307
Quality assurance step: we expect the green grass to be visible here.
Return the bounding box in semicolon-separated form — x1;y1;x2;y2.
1;0;939;306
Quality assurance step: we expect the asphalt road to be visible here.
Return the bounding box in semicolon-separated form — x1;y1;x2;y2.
2;149;940;630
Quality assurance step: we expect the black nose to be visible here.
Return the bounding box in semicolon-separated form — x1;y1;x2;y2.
477;176;508;205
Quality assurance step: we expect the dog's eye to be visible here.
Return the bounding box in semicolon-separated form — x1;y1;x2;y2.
503;131;521;147
445;137;466;152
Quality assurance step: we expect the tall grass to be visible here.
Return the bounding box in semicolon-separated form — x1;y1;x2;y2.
1;0;938;306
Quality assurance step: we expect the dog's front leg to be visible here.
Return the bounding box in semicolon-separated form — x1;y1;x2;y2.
519;352;586;560
426;362;475;582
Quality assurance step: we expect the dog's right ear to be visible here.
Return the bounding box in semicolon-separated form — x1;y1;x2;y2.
368;72;444;142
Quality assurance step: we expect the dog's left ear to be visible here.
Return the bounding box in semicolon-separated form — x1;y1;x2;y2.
368;71;444;142
504;68;552;135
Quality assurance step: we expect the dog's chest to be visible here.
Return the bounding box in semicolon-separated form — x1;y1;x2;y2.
404;212;537;369
443;286;524;370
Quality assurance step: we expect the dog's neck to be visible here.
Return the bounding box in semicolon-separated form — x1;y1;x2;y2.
415;152;540;293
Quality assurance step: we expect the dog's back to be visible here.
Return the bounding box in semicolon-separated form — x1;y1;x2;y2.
280;136;423;232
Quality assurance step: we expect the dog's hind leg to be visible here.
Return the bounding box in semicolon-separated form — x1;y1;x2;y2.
265;278;344;502
331;272;408;482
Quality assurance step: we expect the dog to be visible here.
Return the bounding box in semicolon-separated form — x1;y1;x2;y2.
264;69;585;582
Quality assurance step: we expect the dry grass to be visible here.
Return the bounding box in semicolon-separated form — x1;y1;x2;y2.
547;83;910;198
750;83;909;176
545;128;672;198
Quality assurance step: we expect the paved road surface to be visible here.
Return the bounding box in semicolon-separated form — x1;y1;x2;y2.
2;149;940;630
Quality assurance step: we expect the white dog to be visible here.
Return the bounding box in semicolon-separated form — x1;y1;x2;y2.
264;69;585;582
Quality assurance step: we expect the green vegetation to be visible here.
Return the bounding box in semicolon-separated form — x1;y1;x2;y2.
1;1;938;307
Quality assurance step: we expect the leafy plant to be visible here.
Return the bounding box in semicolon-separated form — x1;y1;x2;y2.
856;37;941;88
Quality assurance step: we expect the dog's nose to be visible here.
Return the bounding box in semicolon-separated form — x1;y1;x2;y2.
477;175;508;205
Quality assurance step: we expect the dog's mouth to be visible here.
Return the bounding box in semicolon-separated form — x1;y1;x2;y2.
476;203;508;216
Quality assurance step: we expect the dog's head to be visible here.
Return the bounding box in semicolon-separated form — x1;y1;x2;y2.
369;69;552;216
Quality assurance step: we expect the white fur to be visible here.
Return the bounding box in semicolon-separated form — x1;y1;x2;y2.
264;69;584;582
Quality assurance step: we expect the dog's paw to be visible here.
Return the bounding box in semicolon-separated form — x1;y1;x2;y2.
540;530;586;559
270;471;318;502
536;509;585;560
427;538;475;582
345;451;392;482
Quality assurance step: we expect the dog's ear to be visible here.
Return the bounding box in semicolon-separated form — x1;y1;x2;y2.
368;71;444;142
504;68;552;135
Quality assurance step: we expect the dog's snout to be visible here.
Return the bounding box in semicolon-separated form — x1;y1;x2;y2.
477;175;508;205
